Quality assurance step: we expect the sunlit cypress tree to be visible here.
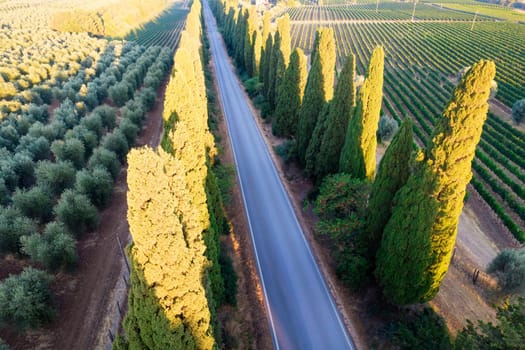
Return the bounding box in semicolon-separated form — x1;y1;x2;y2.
296;28;335;166
339;46;384;180
259;11;271;82
252;30;262;77
305;103;330;178
315;54;356;179
376;60;496;305
363;119;413;261
124;147;215;350
273;48;307;137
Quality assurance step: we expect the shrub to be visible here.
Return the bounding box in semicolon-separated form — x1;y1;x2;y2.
35;161;76;196
51;138;85;169
136;87;156;111
26;104;49;123
488;249;525;295
377;115;399;143
0;267;55;329
119;118;139;146
383;307;451;349
75;167;113;208
0;156;17;191
102;130;129;163
15;135;51;161
0;207;37;254
65;127;98;159
122;100;145;127
21;221;77;271
219;253;237;306
0;179;9;206
12;186;53;223
53;99;79;129
55;190;99;237
512;99;525;124
87;147;120;180
79;113;103;140
109;81;131;107
92;105;116;130
273;140;295;162
13;152;35;188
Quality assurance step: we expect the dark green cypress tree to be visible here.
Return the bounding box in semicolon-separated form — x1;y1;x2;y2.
339;47;384;180
305;103;330;178
234;9;247;68
244;8;257;77
295;28;336;166
363;119;413;261
376;60;496;305
259;12;271;83
267;14;291;110
315;54;356;179
273;48;307;137
262;34;273;97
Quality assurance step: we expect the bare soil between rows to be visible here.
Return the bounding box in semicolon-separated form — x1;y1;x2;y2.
0;78;168;350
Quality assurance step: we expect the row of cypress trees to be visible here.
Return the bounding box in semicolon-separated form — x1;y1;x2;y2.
210;1;496;306
115;0;228;348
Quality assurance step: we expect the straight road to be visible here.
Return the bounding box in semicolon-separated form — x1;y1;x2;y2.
203;3;355;349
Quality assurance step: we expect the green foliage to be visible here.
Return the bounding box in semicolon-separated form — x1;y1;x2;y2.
109;81;132;107
339;46;384;180
13;152;36;188
0;267;55;329
487;249;525;295
51;138;86;169
102;130;129;163
377;115;399;143
364;120;413;261
213;163;236;206
0;207;37;254
55;189;100;237
119;118;140;146
273;48;307;137
512;99;525;124
219;253;237;306
93;105;117;130
316;54;356;179
35;160;76;196
21;221;77;271
87;147;121;180
75;167;114;208
314;174;371;290
296;28;336;166
12;186;54;224
376;60;496;305
0;338;8;350
305;103;330;180
274;140;295;163
384;307;452;350
455;298;525;349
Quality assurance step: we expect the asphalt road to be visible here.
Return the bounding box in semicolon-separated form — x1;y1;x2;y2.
203;3;355;349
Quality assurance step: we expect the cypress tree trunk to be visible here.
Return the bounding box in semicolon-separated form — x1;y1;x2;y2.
363;119;413;261
316;54;356;179
339;46;384;180
273;48;307;137
376;60;496;305
295;28;335;166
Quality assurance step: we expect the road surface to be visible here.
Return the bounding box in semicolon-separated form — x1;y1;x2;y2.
204;3;355;349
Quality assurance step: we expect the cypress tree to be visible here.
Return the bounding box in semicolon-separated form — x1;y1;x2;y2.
244;8;257;77
375;60;496;305
316;54;356;179
304;103;330;178
267;14;291;110
363;119;413;261
339;46;384;180
295;27;336;166
273;48;307;137
252;30;262;77
124;147;215;349
262;34;273;97
234;9;247;68
259;12;271;83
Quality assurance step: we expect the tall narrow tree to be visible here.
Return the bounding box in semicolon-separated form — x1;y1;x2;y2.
273;48;308;137
259;11;271;83
339;46;384;180
267;14;291;109
296;27;336;166
252;30;262;76
244;8;257;76
376;60;496;305
305;103;330;178
363;119;413;261
262;34;273;96
315;54;356;179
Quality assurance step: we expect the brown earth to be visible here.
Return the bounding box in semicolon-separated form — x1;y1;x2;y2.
0;78;168;350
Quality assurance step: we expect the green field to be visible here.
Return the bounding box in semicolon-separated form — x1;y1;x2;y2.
440;2;525;22
126;5;189;51
289;5;525;240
